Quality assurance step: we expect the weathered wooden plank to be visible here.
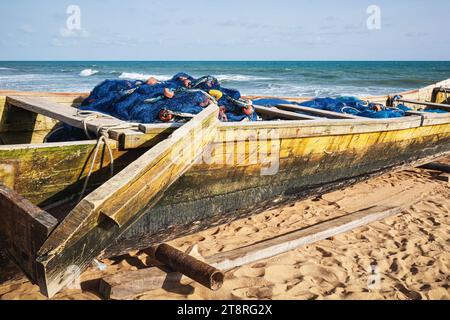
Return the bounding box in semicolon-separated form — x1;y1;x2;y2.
397;98;450;111
0;185;58;281
436;173;450;185
419;162;450;173
122;116;425;149
99;267;185;300
6;96;140;141
208;206;403;271
276;104;363;119
36;104;220;298
253;104;320;120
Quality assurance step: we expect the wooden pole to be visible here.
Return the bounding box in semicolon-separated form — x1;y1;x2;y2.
150;243;224;291
419;162;450;173
396;98;450;111
253;105;320;120
276;104;363;119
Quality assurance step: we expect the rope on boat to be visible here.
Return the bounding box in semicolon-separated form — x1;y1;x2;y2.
340;106;360;114
76;110;139;203
78;134;114;203
76;109;141;139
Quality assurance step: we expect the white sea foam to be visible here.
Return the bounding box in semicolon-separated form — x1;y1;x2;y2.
118;72;171;81
0;67;16;71
216;74;273;82
79;69;99;77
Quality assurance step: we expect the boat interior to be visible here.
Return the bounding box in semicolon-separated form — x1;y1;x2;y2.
0;81;449;217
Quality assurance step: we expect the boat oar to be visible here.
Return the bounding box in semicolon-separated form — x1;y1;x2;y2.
36;104;220;298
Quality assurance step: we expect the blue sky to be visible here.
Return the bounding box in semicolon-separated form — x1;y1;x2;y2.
0;0;449;60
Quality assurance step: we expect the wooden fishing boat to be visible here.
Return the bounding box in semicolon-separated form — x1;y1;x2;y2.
0;79;449;297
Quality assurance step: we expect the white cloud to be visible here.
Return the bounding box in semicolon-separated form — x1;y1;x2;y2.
59;27;90;38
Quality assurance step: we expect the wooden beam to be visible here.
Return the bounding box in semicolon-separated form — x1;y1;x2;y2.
405;110;450;126
99;267;186;300
397;98;450;111
436;173;450;186
6;96;140;141
276;104;364;119
0;185;58;282
208;206;403;271
253;105;320;120
35;104;220;298
434;87;450;93
419;162;450;173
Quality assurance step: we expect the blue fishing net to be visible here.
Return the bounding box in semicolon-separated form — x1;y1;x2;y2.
253;97;413;119
47;73;256;142
80;73;255;123
424;109;448;113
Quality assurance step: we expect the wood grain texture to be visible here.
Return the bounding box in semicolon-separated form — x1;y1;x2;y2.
6;96;140;141
98;267;184;300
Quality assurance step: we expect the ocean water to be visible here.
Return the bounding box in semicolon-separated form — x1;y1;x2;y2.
0;61;449;97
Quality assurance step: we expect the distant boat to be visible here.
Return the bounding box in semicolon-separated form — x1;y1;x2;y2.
0;79;449;298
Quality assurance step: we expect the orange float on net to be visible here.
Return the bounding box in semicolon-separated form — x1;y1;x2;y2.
242;104;254;116
164;88;175;99
371;104;383;112
219;107;228;122
159;109;174;122
183;79;192;88
146;77;158;85
199;98;211;108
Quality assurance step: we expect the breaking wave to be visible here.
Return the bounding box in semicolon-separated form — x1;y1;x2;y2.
118;72;172;81
79;69;99;77
216;74;274;82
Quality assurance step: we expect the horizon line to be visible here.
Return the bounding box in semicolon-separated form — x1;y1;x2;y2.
1;60;450;63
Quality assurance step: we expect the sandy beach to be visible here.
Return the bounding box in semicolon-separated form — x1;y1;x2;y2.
0;158;449;301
